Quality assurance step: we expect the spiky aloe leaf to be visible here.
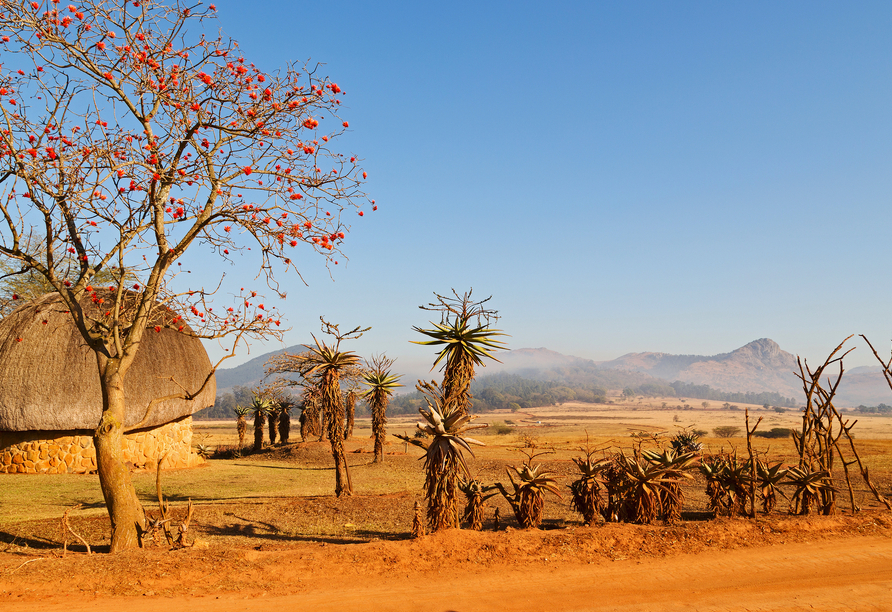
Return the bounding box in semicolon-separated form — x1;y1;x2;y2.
412;315;507;371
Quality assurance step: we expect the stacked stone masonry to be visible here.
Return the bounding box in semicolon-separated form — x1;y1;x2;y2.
0;416;204;474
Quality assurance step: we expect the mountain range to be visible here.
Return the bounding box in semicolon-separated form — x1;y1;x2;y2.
212;338;892;407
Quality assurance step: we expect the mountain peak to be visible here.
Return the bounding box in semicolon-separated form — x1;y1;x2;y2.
733;338;783;357
599;338;799;397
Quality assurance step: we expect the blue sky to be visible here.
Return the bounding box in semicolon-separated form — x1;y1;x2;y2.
202;1;892;373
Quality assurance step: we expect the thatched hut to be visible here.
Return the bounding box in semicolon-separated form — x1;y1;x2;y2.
0;292;215;474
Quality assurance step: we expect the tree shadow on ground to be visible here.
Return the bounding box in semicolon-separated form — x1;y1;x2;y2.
0;530;110;554
200;515;410;544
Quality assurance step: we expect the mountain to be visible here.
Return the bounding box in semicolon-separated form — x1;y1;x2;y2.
210;339;892;407
832;366;890;407
484;347;675;391
214;343;308;395
599;338;801;399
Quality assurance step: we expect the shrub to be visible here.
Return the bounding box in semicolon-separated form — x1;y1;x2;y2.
211;445;242;459
489;421;514;435
713;425;741;438
753;427;794;439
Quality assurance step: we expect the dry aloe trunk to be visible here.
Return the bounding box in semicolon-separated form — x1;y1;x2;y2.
344;390;356;440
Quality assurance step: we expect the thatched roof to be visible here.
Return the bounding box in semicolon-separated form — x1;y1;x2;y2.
0;292;215;432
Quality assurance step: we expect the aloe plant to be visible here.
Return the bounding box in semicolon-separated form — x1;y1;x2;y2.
784;466;834;515
413;290;507;416
234;405;250;450
569;449;610;525
396;380;486;531
496;451;562;529
459;478;496;530
361;355;403;463
250;397;270;453
755;460;788;514
299;332;363;496
700;455;730;516
615;453;673;524
700;452;753;517
641;449;698;523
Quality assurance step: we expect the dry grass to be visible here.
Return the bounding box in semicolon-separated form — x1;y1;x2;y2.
1;401;890;552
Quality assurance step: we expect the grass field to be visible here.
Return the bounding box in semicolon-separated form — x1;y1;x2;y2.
2;398;890;535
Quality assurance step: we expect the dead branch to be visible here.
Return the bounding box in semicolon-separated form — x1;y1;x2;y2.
744;409;762;518
155;452;175;545
60;504;91;556
174;500;195;549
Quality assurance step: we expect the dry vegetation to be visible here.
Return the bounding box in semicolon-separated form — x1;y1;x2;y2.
2;398;891;606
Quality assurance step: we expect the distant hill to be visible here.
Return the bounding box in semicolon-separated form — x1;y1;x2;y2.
214;343;309;395
486;348;677;392
599;338;801;400
833;366;891;407
207;338;892;414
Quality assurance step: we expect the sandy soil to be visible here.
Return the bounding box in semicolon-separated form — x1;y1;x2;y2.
2;513;891;612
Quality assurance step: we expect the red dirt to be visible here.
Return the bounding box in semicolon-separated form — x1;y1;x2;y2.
2;512;891;611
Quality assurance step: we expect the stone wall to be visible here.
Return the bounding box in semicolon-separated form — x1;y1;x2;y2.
0;416;204;474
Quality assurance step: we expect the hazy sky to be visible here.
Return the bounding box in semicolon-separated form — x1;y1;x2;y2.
201;1;892;373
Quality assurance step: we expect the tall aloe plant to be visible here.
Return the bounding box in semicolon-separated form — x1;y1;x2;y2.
361;355;402;463
300;331;364;496
413;290;507;417
234;405;250;451
250;397;270;453
396;380;486;531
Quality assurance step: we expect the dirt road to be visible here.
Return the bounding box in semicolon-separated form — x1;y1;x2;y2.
6;534;891;612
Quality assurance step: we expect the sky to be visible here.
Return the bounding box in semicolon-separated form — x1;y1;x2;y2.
198;0;892;374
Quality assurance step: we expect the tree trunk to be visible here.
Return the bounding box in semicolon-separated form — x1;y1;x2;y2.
278;409;290;444
95;366;145;552
344;390;355;440
268;409;278;445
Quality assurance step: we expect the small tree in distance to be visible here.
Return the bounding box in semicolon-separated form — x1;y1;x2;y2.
0;1;370;551
713;425;742;438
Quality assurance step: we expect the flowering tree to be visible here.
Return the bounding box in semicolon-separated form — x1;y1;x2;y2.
0;1;371;551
